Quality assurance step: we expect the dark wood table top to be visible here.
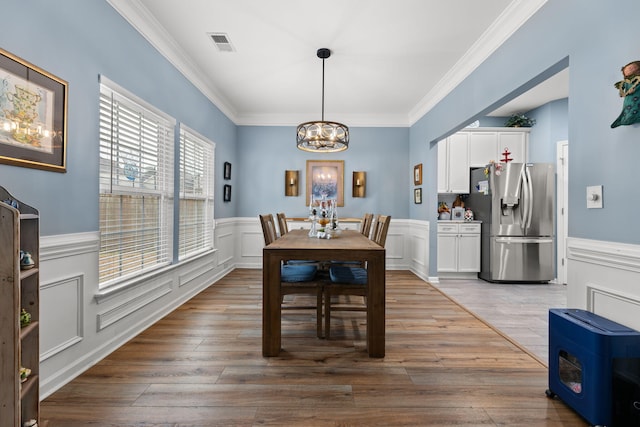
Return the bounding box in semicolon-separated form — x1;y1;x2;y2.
265;229;383;259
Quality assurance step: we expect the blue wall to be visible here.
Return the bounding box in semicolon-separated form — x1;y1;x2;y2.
237;126;410;219
411;0;640;275
527;98;569;163
2;0;639;279
0;0;237;235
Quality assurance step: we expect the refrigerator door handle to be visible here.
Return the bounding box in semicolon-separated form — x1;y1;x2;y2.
525;166;534;229
519;167;528;229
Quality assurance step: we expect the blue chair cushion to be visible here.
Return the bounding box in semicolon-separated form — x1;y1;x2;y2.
281;264;317;282
329;266;368;285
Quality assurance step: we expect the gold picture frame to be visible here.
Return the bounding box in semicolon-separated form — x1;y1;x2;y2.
414;163;422;185
306;160;344;206
0;48;68;172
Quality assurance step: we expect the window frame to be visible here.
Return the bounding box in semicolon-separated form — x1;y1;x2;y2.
178;125;215;260
98;76;176;289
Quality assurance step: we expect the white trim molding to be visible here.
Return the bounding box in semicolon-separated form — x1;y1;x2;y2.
567;237;640;332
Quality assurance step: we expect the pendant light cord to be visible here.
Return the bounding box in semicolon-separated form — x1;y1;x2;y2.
321;57;325;122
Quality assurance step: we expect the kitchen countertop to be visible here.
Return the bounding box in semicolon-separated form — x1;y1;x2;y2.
437;220;482;223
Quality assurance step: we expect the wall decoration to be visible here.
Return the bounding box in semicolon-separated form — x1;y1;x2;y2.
414;188;422;204
284;170;299;196
306;160;344;206
223;161;231;180
413;163;422;185
611;60;640;128
223;184;231;202
352;171;366;198
0;48;68;172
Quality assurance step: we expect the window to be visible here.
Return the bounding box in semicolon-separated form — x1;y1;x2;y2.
179;126;215;259
98;78;175;287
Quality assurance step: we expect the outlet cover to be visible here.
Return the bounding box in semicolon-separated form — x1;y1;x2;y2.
586;185;603;209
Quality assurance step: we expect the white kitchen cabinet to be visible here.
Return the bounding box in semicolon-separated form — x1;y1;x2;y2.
467;128;529;167
497;131;527;163
437;133;469;193
468;131;498;167
437;222;481;275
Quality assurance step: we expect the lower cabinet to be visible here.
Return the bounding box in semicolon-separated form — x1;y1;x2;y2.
437;222;481;275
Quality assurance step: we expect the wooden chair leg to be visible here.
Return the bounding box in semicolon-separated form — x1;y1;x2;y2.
324;287;331;339
317;287;323;338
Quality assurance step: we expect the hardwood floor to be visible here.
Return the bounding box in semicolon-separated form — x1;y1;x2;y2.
41;269;586;426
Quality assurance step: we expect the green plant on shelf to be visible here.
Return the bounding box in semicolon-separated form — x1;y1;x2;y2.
504;113;536;127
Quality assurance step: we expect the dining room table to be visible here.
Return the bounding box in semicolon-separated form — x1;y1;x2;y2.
262;228;386;357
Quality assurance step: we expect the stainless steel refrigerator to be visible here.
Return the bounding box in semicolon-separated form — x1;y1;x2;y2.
467;163;555;283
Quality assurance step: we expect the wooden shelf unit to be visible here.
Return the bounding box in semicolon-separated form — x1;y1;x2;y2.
1;186;41;427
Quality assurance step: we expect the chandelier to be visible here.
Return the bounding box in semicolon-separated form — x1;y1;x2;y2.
296;48;349;152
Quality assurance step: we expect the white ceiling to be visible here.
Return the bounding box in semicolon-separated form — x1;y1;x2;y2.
108;0;562;127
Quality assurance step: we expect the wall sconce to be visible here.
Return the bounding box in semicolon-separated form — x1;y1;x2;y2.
285;170;299;196
352;171;366;198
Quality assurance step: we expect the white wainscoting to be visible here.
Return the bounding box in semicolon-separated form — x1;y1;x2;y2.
37;218;429;398
567;237;640;332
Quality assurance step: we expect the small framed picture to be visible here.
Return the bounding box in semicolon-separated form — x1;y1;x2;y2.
452;207;465;220
413;163;422;185
414;188;422;204
223;161;231;180
223;184;231;202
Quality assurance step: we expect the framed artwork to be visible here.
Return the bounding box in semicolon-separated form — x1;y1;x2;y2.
223;161;231;180
413;163;422;185
0;48;68;172
414;188;422;204
306;159;344;206
223;184;231;202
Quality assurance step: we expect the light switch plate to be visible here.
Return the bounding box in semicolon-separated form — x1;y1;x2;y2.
586;185;603;209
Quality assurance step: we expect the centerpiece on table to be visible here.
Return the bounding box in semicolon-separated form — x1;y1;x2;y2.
308;195;340;238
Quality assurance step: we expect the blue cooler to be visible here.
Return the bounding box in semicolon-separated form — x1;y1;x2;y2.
547;308;640;426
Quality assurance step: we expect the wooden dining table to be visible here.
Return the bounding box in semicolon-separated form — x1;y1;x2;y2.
263;228;386;357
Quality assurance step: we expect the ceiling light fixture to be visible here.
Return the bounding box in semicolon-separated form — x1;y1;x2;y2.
296;48;349;153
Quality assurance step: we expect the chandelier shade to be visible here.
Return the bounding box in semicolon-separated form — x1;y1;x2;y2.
297;48;349;153
296;120;349;152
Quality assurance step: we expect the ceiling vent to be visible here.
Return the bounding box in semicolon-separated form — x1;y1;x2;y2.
208;33;235;52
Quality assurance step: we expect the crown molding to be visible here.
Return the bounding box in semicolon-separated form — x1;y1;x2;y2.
408;0;548;125
108;0;547;127
106;0;240;123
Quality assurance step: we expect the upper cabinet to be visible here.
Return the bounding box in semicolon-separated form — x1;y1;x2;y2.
467;128;529;167
439;127;529;194
437;132;470;193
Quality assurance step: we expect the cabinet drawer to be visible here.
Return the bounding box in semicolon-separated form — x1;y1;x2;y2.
459;223;480;233
437;223;459;234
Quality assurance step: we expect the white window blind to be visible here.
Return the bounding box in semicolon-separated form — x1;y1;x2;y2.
179;126;215;259
98;79;175;287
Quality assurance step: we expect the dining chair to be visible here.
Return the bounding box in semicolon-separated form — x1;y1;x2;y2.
360;213;374;238
370;214;391;247
323;214;391;339
259;214;324;337
330;212;374;269
276;212;288;236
